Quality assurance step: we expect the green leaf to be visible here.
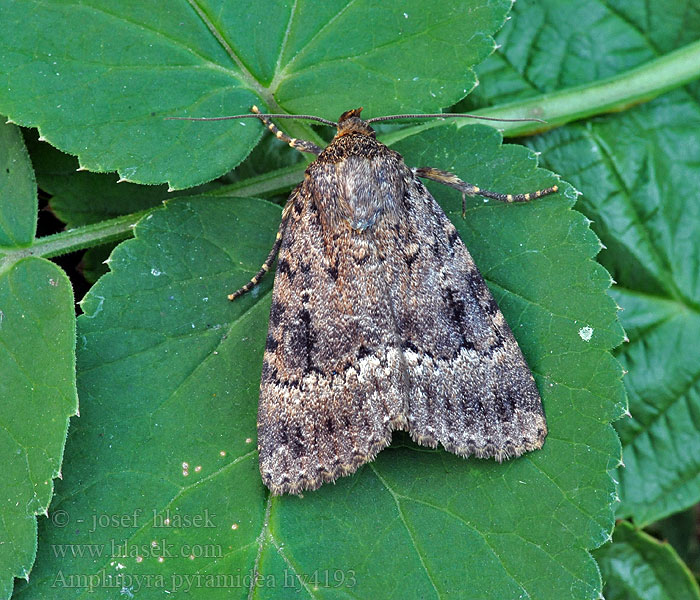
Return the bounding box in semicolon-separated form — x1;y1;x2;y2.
531;67;700;529
0;121;77;599
24;130;220;228
646;507;700;576
594;520;700;600
0;119;35;246
0;0;511;189
470;0;700;527
15;122;623;599
24;129;224;284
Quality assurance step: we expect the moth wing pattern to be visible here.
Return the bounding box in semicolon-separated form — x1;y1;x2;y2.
250;109;549;495
258;176;410;496
395;177;547;459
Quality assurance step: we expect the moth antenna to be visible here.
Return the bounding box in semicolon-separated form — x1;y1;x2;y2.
165;113;337;127
366;113;546;124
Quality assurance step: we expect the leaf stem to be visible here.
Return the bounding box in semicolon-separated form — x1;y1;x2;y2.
0;210;150;268
485;37;700;135
384;38;700;142
209;164;306;198
20;39;700;259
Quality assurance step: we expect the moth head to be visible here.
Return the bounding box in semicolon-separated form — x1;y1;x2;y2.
336;107;376;138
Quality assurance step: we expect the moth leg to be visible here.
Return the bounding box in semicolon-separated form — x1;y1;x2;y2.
228;203;292;301
251;105;323;155
414;166;559;218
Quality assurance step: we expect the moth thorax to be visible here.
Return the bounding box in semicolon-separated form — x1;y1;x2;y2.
336;111;375;138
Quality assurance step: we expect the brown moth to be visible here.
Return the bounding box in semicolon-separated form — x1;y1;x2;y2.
223;107;557;495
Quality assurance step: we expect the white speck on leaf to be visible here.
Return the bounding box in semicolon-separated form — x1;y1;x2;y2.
151;268;161;276
579;326;594;342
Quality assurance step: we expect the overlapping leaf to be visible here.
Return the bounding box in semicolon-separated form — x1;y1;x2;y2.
593;520;700;600
0;123;78;599
471;0;700;527
0;0;510;189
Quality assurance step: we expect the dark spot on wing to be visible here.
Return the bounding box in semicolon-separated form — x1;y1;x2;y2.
265;335;279;352
269;299;285;326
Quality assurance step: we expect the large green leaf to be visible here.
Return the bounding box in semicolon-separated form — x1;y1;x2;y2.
0;0;510;189
0;122;77;598
528;93;700;525
13;121;624;599
593;520;700;600
471;0;700;527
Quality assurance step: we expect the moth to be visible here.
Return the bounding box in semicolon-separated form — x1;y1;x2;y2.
179;107;558;495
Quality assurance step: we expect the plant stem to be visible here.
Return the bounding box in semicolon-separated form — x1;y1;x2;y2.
24;38;700;259
484;37;700;135
209;164;306;198
383;37;700;143
0;210;150;265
